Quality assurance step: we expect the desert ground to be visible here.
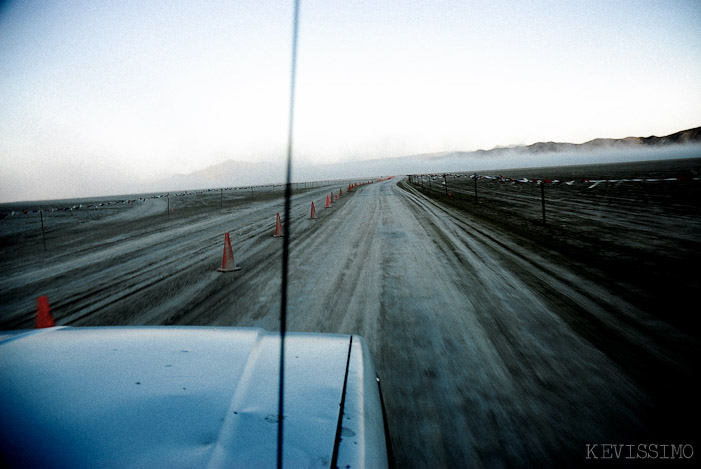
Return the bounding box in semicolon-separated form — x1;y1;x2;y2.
1;158;699;466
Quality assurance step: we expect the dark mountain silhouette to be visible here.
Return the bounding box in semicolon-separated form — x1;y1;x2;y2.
473;126;701;156
159;125;701;190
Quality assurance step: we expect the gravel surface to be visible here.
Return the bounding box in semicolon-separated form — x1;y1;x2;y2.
1;161;699;466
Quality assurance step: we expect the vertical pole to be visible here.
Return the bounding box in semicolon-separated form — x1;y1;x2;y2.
167;195;170;219
421;176;424;189
474;174;478;203
279;1;300;467
444;174;448;196
220;189;223;209
40;210;47;252
540;182;546;225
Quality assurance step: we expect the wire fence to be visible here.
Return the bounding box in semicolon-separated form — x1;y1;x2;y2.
0;178;370;248
407;165;701;227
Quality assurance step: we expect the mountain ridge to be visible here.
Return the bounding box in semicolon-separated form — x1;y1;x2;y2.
464;125;701;158
159;125;701;190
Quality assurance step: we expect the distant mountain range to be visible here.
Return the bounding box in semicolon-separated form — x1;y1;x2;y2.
157;126;701;190
168;160;278;188
470;125;701;156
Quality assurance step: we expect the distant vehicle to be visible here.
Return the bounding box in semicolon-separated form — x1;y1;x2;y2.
0;326;390;467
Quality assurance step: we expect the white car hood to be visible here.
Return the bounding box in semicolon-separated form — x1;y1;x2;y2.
0;327;386;468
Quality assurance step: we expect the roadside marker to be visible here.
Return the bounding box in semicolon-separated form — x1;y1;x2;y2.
274;212;285;237
217;232;241;272
35;295;55;328
309;201;317;219
325;195;331;208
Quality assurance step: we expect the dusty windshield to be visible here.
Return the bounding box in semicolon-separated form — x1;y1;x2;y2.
1;1;700;466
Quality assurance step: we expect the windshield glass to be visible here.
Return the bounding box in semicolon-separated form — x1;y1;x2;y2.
1;1;700;465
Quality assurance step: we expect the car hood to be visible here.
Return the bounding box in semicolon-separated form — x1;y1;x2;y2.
0;326;386;468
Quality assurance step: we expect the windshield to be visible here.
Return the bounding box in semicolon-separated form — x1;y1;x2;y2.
1;1;700;466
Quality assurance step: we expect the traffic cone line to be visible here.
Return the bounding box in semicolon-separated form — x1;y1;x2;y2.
310;201;317;219
218;232;241;272
274;212;284;237
35;295;55;328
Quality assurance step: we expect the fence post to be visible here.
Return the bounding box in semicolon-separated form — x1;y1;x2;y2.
540;182;546;225
444;174;448;196
40;210;47;252
474;174;478;203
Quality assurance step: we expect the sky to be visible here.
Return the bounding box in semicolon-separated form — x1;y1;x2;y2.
1;0;700;202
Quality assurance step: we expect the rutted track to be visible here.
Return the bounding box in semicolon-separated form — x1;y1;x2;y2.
1;175;698;466
0;184;348;328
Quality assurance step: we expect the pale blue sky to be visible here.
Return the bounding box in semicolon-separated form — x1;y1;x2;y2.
1;0;700;201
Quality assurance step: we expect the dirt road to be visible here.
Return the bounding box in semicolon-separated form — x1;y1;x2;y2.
1;176;698;466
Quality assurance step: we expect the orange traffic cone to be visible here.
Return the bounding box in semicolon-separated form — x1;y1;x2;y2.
348;184;352;192
335;193;338;201
273;212;284;237
325;195;331;208
35;295;55;328
339;188;343;196
218;232;241;272
309;201;317;219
